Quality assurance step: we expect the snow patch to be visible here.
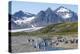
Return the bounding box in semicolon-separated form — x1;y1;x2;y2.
62;13;72;18
14;16;35;25
10;27;43;32
57;8;69;12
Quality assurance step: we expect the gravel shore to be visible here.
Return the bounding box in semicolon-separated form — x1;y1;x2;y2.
11;35;78;53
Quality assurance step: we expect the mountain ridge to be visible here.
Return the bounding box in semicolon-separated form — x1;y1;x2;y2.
9;6;78;30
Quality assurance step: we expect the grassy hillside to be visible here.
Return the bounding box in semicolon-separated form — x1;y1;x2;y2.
11;22;78;36
37;22;78;33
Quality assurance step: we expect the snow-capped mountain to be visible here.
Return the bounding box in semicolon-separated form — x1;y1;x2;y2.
13;11;35;23
56;6;72;19
56;7;72;19
10;11;36;29
55;6;78;22
32;6;77;26
9;6;78;30
12;10;35;20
